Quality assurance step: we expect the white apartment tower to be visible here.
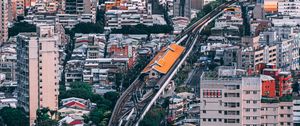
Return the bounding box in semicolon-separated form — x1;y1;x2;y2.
0;0;8;43
17;25;59;125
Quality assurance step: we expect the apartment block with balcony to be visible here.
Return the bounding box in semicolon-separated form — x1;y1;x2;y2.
105;9;153;29
278;0;300;17
83;58;129;85
200;66;294;126
16;25;59;125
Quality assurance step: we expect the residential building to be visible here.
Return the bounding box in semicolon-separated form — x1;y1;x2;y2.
74;34;106;59
200;66;294;126
261;75;276;98
261;101;293;126
239;45;277;71
105;9;153;29
65;0;97;15
168;92;198;125
0;53;17;81
24;13;95;29
58;115;84;126
173;0;191;18
200;67;259;126
259;27;300;70
293;97;300;125
172;17;189;34
262;67;293;97
0;0;8;43
65;60;84;87
278;0;300;17
17;25;59;125
83;58;130;85
272;16;300;26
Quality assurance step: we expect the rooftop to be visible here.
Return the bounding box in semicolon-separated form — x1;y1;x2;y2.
142;43;185;74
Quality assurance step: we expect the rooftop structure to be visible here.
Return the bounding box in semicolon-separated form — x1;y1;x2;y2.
142;43;185;74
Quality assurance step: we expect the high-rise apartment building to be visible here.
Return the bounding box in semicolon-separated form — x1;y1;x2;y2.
173;0;191;19
17;25;59;125
0;0;8;43
200;66;293;126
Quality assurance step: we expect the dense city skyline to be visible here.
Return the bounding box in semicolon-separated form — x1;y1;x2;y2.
1;0;300;125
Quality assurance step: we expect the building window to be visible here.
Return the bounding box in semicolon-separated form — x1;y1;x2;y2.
203;90;222;98
281;106;284;109
246;91;250;94
287;106;291;109
246;108;250;112
280;114;284;117
253;116;257;120
246;100;250;104
287;114;291;117
287;122;291;125
253;108;257;112
253;100;257;104
208;119;211;122
203;118;206;122
219;110;222;114
213;119;217;122
253;91;257;94
218;119;222;122
246;116;250;120
203;110;206;113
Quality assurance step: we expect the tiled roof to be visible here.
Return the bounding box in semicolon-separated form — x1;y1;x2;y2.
142;43;185;74
64;101;86;109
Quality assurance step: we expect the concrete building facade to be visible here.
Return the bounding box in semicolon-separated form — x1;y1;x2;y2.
200;67;294;126
278;0;300;17
0;0;8;43
17;25;59;125
173;0;191;18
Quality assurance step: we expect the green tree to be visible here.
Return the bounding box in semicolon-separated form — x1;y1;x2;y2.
59;82;94;100
293;81;300;93
0;107;29;126
36;108;57;126
104;92;119;108
140;107;166;126
88;109;111;125
9;22;36;37
111;24;173;34
72;22;104;34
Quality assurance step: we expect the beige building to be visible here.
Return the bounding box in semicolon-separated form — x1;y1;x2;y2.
0;0;8;43
17;25;59;125
261;102;293;126
200;67;293;126
239;45;277;71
